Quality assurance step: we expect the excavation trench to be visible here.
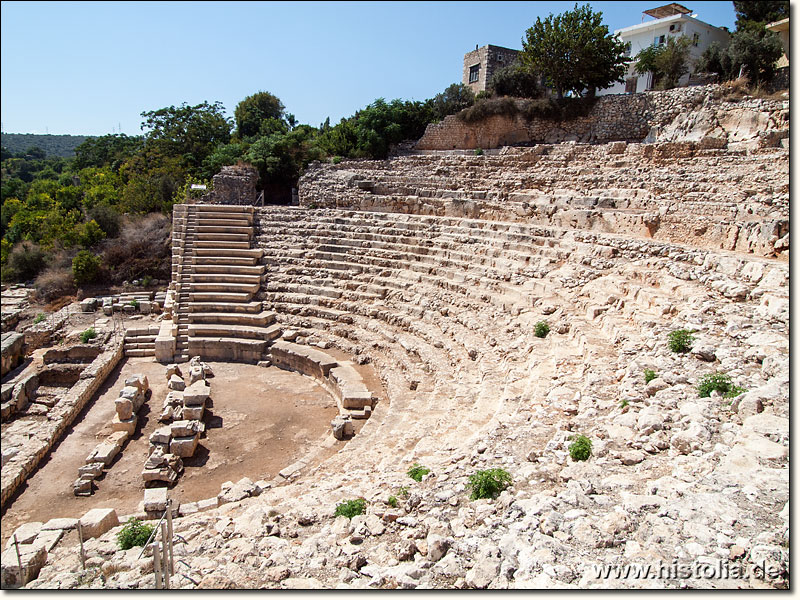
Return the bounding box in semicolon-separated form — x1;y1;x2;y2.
0;356;382;546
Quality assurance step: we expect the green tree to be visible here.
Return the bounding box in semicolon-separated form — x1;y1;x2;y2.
234;91;286;139
488;62;543;98
521;3;628;98
428;83;475;120
733;1;789;30
140;101;232;175
727;28;783;84
74;134;143;171
635;36;692;89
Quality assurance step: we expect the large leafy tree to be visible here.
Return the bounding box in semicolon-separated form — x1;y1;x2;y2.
635;36;692;90
140;101;232;175
733;1;789;30
521;3;628;98
234;91;285;139
74;134;143;171
488;62;542;98
428;83;475;121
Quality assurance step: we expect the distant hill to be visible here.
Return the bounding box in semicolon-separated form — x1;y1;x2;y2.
1;133;90;158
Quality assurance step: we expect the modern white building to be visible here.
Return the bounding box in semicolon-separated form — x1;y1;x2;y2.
598;3;731;95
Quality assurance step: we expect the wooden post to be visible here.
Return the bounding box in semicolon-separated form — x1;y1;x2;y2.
166;500;175;576
160;521;170;589
13;534;24;584
77;522;86;570
152;542;162;589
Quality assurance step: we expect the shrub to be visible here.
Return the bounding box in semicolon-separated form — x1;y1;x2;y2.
474;148;484;156
80;327;97;343
129;298;140;309
697;372;747;398
407;463;431;482
33;313;46;324
619;398;629;409
72;250;101;285
117;518;154;550
668;329;694;353
334;498;366;519
644;369;657;383
34;265;77;303
468;468;512;500
101;214;171;285
387;495;398;508
534;321;550;338
398;486;410;498
331;156;343;165
568;435;592;461
4;241;47;282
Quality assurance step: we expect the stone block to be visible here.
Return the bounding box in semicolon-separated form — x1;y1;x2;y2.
115;397;134;420
143;487;168;512
86;442;120;466
183;380;210;406
170;420;204;438
331;415;354;440
165;364;182;380
33;528;63;552
107;430;130;449
181;403;205;420
79;508;119;539
125;374;149;394
188;365;204;385
73;477;94;496
80;298;97;312
179;502;199;516
4;522;43;548
341;390;373;410
42;517;78;531
1;543;47;587
149;426;172;445
112;414;137;436
168;374;185;391
170;435;199;458
78;462;105;479
138;300;152;315
198;497;219;511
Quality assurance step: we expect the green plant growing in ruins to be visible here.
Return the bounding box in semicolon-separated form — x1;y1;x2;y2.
407;463;431;482
331;156;343;165
33;313;46;324
129;298;140;309
334;498;366;519
474;148;484;156
534;321;550;338
80;327;98;343
697;372;747;399
619;398;629;409
117;518;155;550
644;369;657;383
668;329;695;353
467;468;512;500
387;495;398;508
141;275;153;287
398;486;410;498
568;434;592;462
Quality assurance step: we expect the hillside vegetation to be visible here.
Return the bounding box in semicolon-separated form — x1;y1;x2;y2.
1;133;89;158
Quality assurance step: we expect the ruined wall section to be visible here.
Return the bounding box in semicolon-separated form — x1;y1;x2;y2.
416;85;788;150
195;164;258;205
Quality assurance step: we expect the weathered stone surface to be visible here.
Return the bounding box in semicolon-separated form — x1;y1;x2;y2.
79;508;119;539
183;381;210;406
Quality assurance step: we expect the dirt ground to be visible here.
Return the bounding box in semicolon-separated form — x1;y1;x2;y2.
1;358;347;545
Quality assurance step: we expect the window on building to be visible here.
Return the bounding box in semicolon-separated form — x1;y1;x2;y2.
692;32;700;46
654;34;666;46
469;64;480;83
623;42;632;57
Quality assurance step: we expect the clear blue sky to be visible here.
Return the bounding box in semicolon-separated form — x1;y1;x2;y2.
1;1;739;136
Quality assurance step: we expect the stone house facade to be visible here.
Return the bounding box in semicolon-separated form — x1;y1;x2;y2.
462;44;521;93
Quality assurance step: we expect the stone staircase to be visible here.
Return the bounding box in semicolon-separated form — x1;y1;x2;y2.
171;204;279;363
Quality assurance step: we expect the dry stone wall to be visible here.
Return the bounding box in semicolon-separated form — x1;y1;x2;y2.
416;85;788;150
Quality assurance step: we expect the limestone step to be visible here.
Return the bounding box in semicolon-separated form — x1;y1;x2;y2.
188;323;281;341
194;204;253;213
190;273;263;285
195;240;252;250
196;232;252;242
187;282;260;294
188;291;253;303
187;337;267;363
196;225;253;235
188;301;263;314
189;310;276;326
195;217;252;228
194;248;263;259
125;349;155;357
191;264;265;276
193;255;261;266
